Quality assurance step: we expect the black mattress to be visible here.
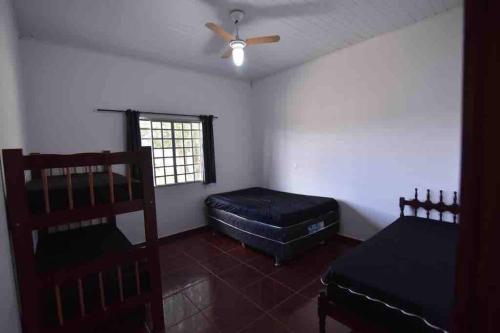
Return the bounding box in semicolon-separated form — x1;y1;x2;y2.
322;217;458;332
206;188;340;261
208;207;339;244
205;187;339;227
36;223;133;272
36;224;149;329
26;172;143;214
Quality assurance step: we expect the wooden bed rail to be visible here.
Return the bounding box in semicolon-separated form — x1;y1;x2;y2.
399;188;460;223
44;291;154;333
41;246;151;329
23;151;143;169
27;200;144;230
1;149;147;228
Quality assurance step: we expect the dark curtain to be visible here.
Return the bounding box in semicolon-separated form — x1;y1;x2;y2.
125;109;142;179
200;115;216;184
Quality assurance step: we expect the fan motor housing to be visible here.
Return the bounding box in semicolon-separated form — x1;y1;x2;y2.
229;39;246;49
229;9;245;24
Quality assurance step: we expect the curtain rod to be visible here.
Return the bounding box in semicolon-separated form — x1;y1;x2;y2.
96;108;218;119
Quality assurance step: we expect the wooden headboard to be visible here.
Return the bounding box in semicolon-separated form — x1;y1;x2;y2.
399;188;460;223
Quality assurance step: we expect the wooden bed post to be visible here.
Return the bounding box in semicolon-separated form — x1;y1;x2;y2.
102;150;117;227
139;147;165;332
29;152;41;179
2;149;41;333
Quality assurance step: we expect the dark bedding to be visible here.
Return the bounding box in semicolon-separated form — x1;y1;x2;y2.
36;224;149;328
26;172;143;214
206;187;340;262
322;216;458;332
36;223;133;272
205;187;339;227
208;207;339;243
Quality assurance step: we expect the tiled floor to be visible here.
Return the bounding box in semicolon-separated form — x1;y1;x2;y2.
159;229;355;333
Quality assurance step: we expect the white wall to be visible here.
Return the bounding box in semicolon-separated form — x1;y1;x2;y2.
20;40;259;243
19;6;463;244
252;7;463;240
0;0;24;332
0;4;463;331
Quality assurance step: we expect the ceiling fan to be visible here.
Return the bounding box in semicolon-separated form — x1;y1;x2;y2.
205;9;280;67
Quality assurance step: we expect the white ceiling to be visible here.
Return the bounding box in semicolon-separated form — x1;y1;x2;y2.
14;0;462;81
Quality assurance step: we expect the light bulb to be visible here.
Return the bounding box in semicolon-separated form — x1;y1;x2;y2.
232;46;245;67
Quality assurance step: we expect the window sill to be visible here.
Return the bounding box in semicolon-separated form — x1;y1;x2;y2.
154;180;204;188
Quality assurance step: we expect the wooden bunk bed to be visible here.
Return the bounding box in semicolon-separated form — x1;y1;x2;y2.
2;148;164;333
318;189;460;333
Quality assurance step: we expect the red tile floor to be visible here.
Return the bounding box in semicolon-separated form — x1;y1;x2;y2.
158;229;355;333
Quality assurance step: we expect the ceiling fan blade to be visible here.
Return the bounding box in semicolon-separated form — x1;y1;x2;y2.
245;35;280;46
205;22;235;42
221;47;233;59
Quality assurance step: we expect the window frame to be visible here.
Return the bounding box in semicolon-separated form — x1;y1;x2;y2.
139;117;204;187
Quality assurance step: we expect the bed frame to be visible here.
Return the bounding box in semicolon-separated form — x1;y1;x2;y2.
318;188;460;333
2;148;164;333
399;188;459;222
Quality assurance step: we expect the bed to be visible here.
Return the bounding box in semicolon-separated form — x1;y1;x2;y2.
2;149;164;333
205;187;340;265
26;171;143;214
36;223;150;329
318;189;460;333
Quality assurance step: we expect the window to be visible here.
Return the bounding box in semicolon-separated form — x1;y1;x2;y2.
139;118;204;186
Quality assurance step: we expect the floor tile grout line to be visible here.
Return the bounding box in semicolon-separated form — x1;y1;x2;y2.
201;245;305;332
178;247;271;311
176;242;301;331
165;302;222;333
161;232;352;331
160;233;331;333
233;287;303;333
162;234;319;304
210;252;297;297
196;239;303;292
158;251;223;330
164;305;201;330
264;290;310;328
210;242;327;332
164;241;325;298
235;311;293;333
167;232;271;274
234;312;269;333
197;310;222;333
162;285;206;329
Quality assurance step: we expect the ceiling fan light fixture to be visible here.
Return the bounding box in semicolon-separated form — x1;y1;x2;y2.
230;40;246;67
205;9;280;67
